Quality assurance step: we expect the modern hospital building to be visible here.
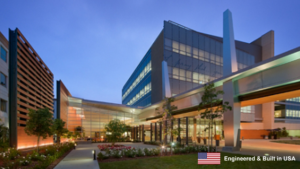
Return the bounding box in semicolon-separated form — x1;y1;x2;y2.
1;10;300;150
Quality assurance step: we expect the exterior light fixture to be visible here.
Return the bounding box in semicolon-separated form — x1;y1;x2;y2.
265;153;269;156
93;150;96;160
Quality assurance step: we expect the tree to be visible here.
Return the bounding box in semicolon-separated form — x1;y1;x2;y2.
24;108;53;153
74;126;83;138
0;118;9;144
198;82;232;152
156;97;177;144
52;119;68;144
105;119;126;146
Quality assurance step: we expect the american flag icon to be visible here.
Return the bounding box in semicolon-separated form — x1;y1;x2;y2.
198;152;221;165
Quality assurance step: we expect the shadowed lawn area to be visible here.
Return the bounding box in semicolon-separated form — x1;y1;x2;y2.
99;152;300;169
272;140;300;145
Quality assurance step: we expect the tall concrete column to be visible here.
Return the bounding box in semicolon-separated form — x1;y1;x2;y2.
223;9;238;76
262;102;274;129
223;80;241;150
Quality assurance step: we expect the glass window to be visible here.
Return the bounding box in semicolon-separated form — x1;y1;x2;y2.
173;68;179;76
179;69;185;77
165;38;172;47
1;46;7;62
0;73;6;87
172;41;179;53
0;99;6;112
180;43;186;55
186;71;192;79
186;45;191;57
193;47;198;59
193;72;198;80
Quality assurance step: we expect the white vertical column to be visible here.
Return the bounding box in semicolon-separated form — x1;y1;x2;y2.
223;9;238;76
223;80;241;149
162;61;171;98
222;9;241;151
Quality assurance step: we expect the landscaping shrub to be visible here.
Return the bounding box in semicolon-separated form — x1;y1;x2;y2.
112;149;121;158
29;150;42;161
174;147;180;154
104;148;111;157
97;152;104;160
136;148;144;157
152;148;160;156
7;148;21;160
124;149;137;158
19;157;31;166
144;148;152;156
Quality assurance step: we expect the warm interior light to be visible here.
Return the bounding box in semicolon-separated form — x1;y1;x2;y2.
162;146;165;149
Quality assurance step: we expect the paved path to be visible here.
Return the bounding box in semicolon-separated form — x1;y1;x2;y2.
54;142;159;169
54;144;99;169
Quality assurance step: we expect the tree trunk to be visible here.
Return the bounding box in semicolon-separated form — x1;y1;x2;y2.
37;135;40;154
58;134;61;144
210;120;213;151
209;122;211;152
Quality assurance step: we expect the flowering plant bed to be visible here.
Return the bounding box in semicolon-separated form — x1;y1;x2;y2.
97;145;215;163
97;144;132;151
0;142;75;169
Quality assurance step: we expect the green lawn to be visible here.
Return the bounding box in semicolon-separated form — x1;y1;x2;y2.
272;140;300;145
99;153;300;169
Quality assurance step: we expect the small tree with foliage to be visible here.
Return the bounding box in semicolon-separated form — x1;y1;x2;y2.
198;82;232;152
105;119;126;146
75;126;83;139
24;108;53;153
52;119;68;144
156;97;178;144
0;118;9;151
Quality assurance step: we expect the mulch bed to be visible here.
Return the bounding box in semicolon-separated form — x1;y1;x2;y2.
46;149;73;169
98;152;199;163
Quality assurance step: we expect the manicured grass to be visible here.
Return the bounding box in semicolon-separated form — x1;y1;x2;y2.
99;152;300;169
272;140;300;145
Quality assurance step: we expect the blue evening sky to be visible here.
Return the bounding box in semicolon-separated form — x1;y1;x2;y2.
1;0;299;104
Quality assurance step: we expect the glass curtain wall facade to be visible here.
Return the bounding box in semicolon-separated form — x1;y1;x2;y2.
122;50;152;107
285;97;300;119
67;97;136;141
150;117;223;145
163;21;255;96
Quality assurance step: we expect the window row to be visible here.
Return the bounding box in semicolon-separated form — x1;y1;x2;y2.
286;109;300;118
241;106;254;113
286;97;300;103
122;62;152;100
168;66;218;84
0;99;7;112
127;83;151;106
0;72;7;87
165;38;223;66
1;46;7;62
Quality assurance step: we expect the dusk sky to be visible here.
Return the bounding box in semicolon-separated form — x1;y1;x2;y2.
1;0;300;104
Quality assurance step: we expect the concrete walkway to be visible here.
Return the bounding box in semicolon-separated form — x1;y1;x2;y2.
54;144;100;169
54;142;159;169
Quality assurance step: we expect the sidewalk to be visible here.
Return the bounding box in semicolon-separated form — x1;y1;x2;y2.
54;144;100;169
